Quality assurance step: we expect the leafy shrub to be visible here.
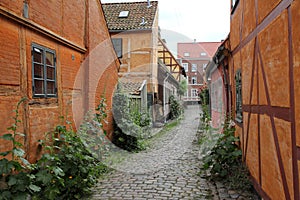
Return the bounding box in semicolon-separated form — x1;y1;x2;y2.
112;91;151;152
130;107;151;128
31;125;108;200
201;120;252;191
202;124;241;177
0;98;109;200
169;95;183;120
0;97;40;200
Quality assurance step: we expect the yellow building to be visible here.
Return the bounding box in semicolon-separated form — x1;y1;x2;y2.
103;1;185;122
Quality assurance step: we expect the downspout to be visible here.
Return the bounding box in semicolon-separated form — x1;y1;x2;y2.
163;73;170;123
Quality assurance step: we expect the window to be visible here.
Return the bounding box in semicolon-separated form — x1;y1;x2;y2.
200;52;207;56
184;52;190;57
192;77;197;85
119;10;129;18
235;69;242;122
191;89;198;97
182;63;188;72
203;63;207;71
112;38;122;58
32;44;56;98
191;64;197;72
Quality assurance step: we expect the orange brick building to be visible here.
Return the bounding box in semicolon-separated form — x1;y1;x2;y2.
0;0;119;162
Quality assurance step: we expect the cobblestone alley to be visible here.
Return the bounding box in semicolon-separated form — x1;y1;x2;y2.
90;105;258;200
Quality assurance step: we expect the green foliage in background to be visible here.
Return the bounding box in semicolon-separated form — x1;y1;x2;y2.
169;95;183;120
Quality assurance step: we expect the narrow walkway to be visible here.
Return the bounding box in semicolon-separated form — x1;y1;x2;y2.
91;105;214;199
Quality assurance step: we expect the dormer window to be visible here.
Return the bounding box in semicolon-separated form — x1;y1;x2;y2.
119;11;129;18
184;52;190;57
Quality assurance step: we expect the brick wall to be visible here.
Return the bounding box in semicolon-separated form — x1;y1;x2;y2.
0;0;119;162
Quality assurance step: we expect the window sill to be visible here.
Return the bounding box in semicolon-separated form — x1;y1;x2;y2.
29;98;58;106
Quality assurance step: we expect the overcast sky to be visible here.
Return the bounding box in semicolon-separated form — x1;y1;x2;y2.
101;0;230;54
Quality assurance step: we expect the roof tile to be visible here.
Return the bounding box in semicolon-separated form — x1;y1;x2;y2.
102;1;158;31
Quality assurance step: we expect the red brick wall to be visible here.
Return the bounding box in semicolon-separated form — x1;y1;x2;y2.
0;0;119;162
0;0;23;16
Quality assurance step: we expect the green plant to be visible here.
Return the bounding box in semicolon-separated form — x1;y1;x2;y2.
200;120;254;191
32;124;108;200
1;97;110;200
199;88;211;131
169;95;182;119
202;121;241;177
130;107;151;128
94;97;108;135
0;97;40;200
112;88;149;152
199;88;209;105
178;79;187;97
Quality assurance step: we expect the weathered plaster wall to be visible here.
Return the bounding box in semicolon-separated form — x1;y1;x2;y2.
230;0;299;199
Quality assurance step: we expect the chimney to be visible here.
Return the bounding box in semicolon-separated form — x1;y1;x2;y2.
147;0;152;8
193;39;196;43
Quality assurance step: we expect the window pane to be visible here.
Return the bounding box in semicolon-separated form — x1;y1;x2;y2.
47;66;55;80
47;81;55;94
33;48;43;63
34;64;44;78
112;38;122;58
34;80;44;94
184;52;190;57
192;64;197;72
46;52;54;66
182;63;188;72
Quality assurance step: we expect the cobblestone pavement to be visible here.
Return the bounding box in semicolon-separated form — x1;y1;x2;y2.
90;105;259;200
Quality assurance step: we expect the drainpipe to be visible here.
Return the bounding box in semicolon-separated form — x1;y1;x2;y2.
163;73;170;123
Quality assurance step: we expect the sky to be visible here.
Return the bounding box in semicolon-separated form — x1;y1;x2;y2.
100;0;230;54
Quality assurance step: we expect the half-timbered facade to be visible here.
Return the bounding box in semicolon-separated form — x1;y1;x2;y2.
102;1;184;122
0;0;119;162
229;0;299;199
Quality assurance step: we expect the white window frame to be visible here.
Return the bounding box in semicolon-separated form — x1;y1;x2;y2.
191;64;197;72
192;77;197;85
191;89;198;97
184;52;190;57
182;63;189;72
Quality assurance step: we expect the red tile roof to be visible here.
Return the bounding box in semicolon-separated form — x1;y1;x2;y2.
177;42;221;58
120;78;146;95
102;1;158;31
